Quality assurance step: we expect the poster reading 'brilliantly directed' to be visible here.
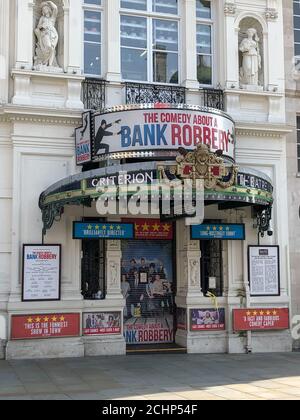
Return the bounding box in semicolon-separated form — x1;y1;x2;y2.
22;245;61;302
122;240;174;345
248;246;280;296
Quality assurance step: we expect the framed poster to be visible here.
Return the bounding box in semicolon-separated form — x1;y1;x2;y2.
22;245;61;302
83;312;122;336
248;246;280;297
190;308;226;331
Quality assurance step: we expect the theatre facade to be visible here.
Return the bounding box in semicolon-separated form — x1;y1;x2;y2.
0;0;293;359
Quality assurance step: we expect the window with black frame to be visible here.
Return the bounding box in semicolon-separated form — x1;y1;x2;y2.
120;0;179;84
81;219;106;300
297;116;300;173
200;221;223;297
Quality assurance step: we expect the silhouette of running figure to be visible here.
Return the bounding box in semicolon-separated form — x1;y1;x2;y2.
95;119;122;155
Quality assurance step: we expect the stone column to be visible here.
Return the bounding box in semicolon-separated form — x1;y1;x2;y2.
15;0;34;69
181;0;198;89
0;0;9;104
66;0;82;75
106;240;123;300
224;1;238;89
104;0;121;82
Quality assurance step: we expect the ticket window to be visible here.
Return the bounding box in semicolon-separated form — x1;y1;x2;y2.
201;239;223;297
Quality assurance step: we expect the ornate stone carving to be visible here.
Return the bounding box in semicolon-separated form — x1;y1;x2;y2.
189;260;200;288
239;28;262;87
175;144;239;190
34;1;62;72
109;261;119;288
224;3;237;16
265;8;278;21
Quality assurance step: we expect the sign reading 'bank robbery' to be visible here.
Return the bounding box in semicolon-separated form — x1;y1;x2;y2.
92;106;235;161
233;308;289;332
11;313;80;340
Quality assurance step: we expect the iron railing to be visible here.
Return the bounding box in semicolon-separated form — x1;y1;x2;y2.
125;82;186;105
82;78;106;111
202;88;225;111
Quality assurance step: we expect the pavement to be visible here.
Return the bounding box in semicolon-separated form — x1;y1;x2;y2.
1;352;300;400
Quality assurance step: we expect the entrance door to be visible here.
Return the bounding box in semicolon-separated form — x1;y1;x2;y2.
121;240;175;346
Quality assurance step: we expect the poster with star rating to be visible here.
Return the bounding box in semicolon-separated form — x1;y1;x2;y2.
191;224;245;240
11;313;80;340
73;222;134;240
128;219;173;240
233;308;289;332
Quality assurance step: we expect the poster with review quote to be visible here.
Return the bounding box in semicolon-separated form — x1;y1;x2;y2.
22;245;61;302
248;246;280;297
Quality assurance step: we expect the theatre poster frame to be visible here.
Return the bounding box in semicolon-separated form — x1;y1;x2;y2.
22;244;62;302
248;245;280;297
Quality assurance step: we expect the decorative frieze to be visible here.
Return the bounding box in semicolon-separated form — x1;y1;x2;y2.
265;8;278;21
224;3;237;16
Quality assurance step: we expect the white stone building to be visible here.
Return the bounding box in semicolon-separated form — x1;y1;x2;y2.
0;0;292;360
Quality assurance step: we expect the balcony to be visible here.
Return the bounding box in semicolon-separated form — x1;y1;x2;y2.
202;88;225;111
125;82;186;105
82;78;106;111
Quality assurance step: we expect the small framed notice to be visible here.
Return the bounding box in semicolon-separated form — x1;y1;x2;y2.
22;245;61;302
248;246;280;297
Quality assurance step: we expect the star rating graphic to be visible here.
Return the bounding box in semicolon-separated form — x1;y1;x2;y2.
245;310;278;317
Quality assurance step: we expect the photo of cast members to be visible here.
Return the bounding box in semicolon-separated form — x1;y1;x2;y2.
84;312;121;331
191;308;225;331
121;243;174;320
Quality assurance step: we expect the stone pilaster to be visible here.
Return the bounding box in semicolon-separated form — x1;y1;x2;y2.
0;0;9;104
181;0;199;89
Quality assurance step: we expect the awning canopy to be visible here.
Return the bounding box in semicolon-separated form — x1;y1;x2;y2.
39;162;273;234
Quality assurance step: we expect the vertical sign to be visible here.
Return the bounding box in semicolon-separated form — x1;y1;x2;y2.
22;245;61;302
75;111;92;165
248;246;280;297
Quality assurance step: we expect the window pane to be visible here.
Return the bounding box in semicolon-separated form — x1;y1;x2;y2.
295;42;300;56
153;0;178;15
121;0;147;11
153;19;178;52
294;0;300;16
84;11;101;43
122;48;148;81
197;55;212;85
84;43;101;75
196;0;211;19
121;15;147;48
84;0;101;5
298;158;300;173
295;29;300;43
197;24;211;54
153;51;178;84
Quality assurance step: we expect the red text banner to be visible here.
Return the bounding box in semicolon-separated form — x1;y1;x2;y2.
11;313;80;340
233;308;289;332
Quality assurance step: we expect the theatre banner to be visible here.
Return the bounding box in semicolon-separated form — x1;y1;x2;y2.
11;313;80;340
22;245;61;302
73;223;134;240
75;111;92;165
191;224;245;240
233;308;289;332
190;308;226;331
248;246;280;296
83;312;122;336
92;106;235;161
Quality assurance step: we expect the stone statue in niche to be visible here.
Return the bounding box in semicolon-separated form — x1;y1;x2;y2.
239;28;262;88
34;1;62;71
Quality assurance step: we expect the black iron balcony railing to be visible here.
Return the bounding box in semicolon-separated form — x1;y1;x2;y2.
202;88;225;111
82;78;106;111
125;82;186;105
